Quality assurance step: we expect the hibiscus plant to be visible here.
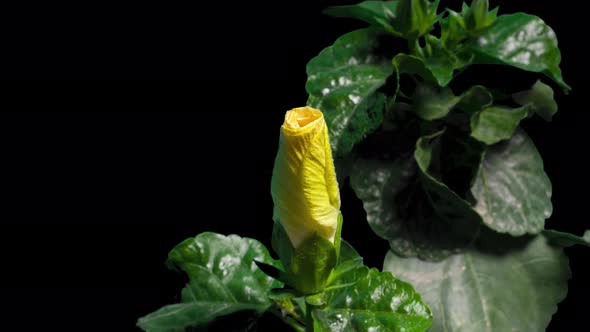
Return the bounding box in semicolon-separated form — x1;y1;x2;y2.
138;1;588;331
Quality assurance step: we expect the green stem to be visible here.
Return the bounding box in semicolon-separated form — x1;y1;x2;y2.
285;316;306;332
305;303;314;332
408;38;424;57
270;307;305;332
424;36;433;57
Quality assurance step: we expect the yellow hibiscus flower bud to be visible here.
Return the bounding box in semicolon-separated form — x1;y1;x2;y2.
271;106;341;248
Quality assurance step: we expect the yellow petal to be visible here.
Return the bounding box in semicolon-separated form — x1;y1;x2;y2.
271;107;340;248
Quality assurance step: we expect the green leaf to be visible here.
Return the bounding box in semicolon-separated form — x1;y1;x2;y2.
426;35;465;82
414;131;482;245
314;268;432;332
350;150;480;261
412;83;460;120
393;53;433;82
312;240;431;331
296;240;432;331
393;50;455;88
456;85;493;113
513;80;558;121
544;229;590;247
470;105;529;145
324;1;401;35
467;13;570;91
326;240;367;290
471;129;552;235
137;302;264;332
138;233;281;331
306;28;393;157
384;234;571;332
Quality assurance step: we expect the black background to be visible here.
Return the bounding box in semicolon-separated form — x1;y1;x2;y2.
2;0;588;331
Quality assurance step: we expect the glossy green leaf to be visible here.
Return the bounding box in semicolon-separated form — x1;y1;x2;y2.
468;13;570;91
138;233;282;331
412;83;459;120
314;267;432;332
326;240;367;290
471;129;552;235
324;1;401;35
513;80;558;121
544;229;590;248
350;149;480;261
384;234;570;332
470;105;529;145
306;28;393;157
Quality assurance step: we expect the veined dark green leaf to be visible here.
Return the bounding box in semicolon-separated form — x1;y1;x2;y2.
544;229;590;248
470;105;530;145
314;243;432;332
471;129;552;235
350;146;480;261
306;28;393;157
414;132;482;251
467;13;570;91
324;1;401;35
137;233;282;332
513;80;558;121
384;234;570;332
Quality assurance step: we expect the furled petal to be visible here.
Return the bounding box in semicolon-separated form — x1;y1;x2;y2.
271;107;341;248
